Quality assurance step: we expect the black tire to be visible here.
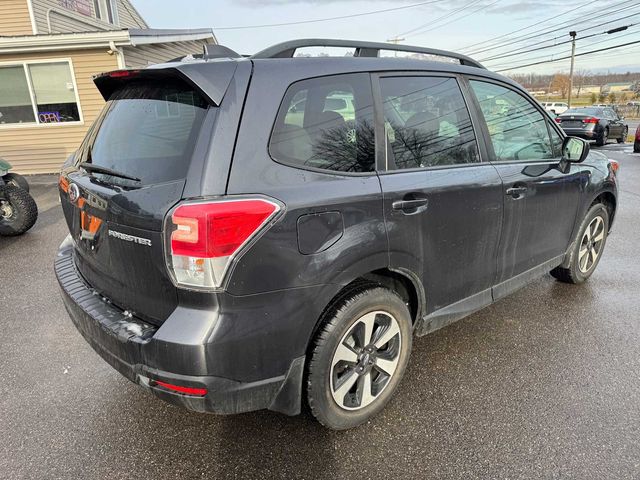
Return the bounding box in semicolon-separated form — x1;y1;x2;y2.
550;203;609;284
3;172;29;192
307;287;412;430
595;128;608;147
634;140;640;153
617;127;627;144
0;185;38;236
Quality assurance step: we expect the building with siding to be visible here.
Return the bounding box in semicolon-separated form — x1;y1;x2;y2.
0;0;215;174
601;82;634;94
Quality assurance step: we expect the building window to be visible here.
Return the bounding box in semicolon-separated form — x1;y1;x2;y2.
106;0;119;24
92;0;101;19
0;66;35;124
94;0;119;25
0;61;81;127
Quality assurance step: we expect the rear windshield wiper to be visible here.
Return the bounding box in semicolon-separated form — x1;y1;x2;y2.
79;162;141;182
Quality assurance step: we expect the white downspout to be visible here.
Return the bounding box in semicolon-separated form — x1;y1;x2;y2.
108;40;126;69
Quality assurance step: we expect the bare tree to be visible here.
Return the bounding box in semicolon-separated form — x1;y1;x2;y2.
574;69;591;97
551;74;571;98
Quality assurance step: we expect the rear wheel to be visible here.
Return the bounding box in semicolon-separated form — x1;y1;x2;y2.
596;128;608;147
617;127;627;144
3;173;29;192
550;203;609;284
307;287;412;430
0;185;38;236
635;140;640;153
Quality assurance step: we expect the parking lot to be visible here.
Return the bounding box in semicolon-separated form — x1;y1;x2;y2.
1;143;639;479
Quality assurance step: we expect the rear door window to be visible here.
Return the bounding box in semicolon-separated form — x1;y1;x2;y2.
83;80;210;185
269;73;375;173
379;76;479;169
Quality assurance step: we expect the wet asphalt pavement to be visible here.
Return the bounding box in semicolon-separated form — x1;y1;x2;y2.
1;143;639;479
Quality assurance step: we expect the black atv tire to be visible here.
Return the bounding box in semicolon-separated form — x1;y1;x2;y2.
4;173;29;192
0;185;38;236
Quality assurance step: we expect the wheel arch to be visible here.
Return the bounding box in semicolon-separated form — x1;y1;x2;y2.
306;267;425;356
590;190;616;230
559;186;616;269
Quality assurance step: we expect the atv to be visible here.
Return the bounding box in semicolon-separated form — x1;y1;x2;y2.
0;158;38;236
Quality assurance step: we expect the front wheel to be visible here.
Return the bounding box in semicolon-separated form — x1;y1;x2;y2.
617;127;627;144
550;203;609;284
307;287;412;430
0;185;38;236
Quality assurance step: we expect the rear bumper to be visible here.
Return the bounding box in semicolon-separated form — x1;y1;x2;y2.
54;238;316;415
561;127;598;139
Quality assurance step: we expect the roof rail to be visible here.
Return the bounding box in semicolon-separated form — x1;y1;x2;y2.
251;38;485;69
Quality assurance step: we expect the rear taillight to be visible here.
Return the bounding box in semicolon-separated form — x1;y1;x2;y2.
164;198;281;290
151;380;207;397
555;117;562;123
107;69;140;78
583;117;599;124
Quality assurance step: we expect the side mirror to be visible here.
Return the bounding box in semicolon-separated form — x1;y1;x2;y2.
562;136;589;163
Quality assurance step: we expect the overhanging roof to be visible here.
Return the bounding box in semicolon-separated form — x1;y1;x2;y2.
0;28;216;54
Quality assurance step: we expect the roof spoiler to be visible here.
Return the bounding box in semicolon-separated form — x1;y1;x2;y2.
167;44;243;63
93;61;238;106
250;38;485;69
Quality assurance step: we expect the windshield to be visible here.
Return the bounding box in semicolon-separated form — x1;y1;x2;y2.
80;80;210;185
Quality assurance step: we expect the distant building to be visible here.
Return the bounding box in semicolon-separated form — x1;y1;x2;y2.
0;0;215;174
574;85;600;95
601;82;634;94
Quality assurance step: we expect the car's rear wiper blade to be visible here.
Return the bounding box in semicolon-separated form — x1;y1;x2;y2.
79;162;141;182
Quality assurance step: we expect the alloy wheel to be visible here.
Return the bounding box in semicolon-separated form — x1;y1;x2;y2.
578;215;605;273
330;310;402;410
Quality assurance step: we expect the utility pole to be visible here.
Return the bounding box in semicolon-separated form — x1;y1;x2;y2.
387;37;405;57
567;30;577;108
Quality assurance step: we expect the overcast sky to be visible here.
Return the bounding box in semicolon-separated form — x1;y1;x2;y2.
132;0;640;74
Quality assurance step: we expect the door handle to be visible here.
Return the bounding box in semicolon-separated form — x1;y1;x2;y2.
506;186;527;198
392;198;429;212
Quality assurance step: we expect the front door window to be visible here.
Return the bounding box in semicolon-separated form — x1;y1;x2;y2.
469;80;555;162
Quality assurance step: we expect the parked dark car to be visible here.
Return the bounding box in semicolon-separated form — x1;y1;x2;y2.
54;40;619;430
555;107;628;146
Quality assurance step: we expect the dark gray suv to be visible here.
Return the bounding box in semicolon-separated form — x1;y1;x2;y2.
55;40;619;430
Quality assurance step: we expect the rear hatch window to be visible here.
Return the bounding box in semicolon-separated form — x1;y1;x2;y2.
60;78;213;324
86;80;209;185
